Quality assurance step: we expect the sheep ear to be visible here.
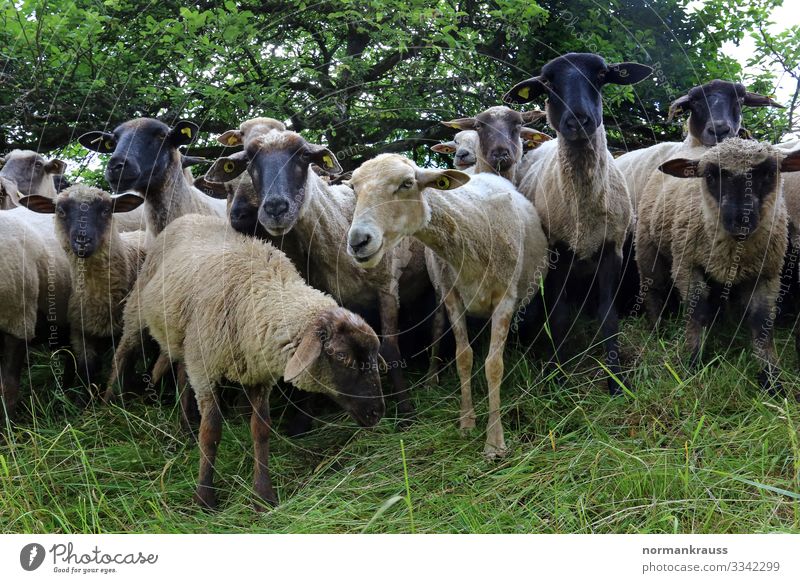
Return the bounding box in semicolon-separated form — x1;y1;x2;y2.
431;141;457;155
169;120;200;146
520;110;547;124
79;131;116;153
780;150;800;173
181;155;209;168
503;77;548;104
737;127;753;139
308;146;342;175
667;95;692;122
205;156;248;183
284;328;323;382
45;158;67;175
0;177;20;206
604;63;653;85
17;195;56;213
111;193;145;213
659;158;701;178
743;92;783;108
520;128;552;150
217;129;243;147
441;118;477;131
194;175;230;199
415;168;471;191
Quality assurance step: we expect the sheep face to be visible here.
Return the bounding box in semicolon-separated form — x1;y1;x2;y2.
504;53;651;142
0;150;66;198
79;118;198;194
18;187;144;257
285;307;385;428
443;107;547;173
668;80;782;147
430;130;480;170
204;131;341;236
659;139;800;241
347;154;470;268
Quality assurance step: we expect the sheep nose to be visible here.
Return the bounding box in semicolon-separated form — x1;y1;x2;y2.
263;198;289;219
709;122;732;141
564;115;589;132
349;231;372;253
491;148;511;161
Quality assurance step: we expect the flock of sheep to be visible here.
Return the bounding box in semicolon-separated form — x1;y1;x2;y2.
2;51;800;512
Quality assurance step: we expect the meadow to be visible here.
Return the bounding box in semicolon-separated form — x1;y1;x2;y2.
2;312;799;534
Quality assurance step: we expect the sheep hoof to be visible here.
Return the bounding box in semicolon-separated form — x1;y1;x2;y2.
758;370;783;396
253;494;278;513
459;415;476;436
395;416;415;431
194;488;218;512
483;442;508;461
607;376;629;396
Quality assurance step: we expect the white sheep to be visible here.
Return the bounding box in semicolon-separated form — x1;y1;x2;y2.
505;52;652;394
79;118;225;236
0;150;66;209
18;186;147;388
347;154;549;459
430;130;480;172
106;214;385;510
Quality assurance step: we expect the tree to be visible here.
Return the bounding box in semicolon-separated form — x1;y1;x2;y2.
0;0;790;176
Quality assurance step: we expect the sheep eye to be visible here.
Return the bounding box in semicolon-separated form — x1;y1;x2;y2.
400;179;414;190
56;207;66;218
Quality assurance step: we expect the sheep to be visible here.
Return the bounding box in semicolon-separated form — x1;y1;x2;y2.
18;186;147;389
504;52;653;395
635;138;800;392
0;208;71;423
78;118;226;236
202;122;430;424
0;150;66;209
347;154;549;459
106;214;385;510
616;80;783;213
430;130;479;172
440;106;550;181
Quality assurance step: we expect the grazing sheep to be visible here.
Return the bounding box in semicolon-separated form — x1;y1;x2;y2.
430;130;480;171
441;106;550;181
78;118;225;236
0;150;66;209
347;154;549;458
107;214;385;510
0;208;71;423
504;52;653;394
18;186;147;388
636;138;800;391
203;123;430;423
617;80;783;213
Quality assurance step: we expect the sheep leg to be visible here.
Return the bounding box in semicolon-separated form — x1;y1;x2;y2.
178;363;200;438
104;326;140;404
378;291;414;425
0;334;26;424
747;280;783;396
635;237;670;327
75;333;103;400
195;388;222;511
685;274;712;370
597;244;628;395
442;288;474;433
542;245;571;379
425;305;447;386
249;385;278;511
484;298;515;460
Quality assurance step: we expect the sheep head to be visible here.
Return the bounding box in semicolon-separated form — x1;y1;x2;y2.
0;150;66;199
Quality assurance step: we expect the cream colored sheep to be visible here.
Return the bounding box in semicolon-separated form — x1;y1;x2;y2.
0;149;65;209
204;123;430;423
106;214;385;510
347;154;549;459
19;186;147;388
430;130;480;172
636;138;800;391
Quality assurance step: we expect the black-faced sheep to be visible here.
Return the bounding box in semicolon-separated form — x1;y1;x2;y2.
636;138;800;392
505;52;652;395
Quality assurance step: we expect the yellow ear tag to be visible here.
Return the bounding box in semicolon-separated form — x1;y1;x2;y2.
518;86;530;99
104;141;113;150
181;127;192;138
227;135;240;146
224;161;235;173
436;176;450;189
322;154;334;169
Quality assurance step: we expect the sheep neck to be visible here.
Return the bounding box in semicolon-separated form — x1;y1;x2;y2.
414;190;473;270
143;152;194;235
555;127;608;205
